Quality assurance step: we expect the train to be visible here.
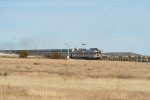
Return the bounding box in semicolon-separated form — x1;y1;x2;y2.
71;48;102;59
0;48;102;60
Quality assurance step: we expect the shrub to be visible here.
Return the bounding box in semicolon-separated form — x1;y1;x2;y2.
51;52;61;59
18;51;28;58
0;72;8;77
33;62;41;65
3;72;8;77
148;56;150;62
0;72;2;76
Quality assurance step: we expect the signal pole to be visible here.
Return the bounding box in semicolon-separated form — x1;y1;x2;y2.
82;43;86;57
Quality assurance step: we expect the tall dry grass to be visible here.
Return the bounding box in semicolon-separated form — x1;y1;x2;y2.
0;58;150;100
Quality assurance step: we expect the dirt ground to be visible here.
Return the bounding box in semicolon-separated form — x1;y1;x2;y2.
0;58;150;100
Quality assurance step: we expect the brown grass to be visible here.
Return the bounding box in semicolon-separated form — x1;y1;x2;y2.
0;58;150;100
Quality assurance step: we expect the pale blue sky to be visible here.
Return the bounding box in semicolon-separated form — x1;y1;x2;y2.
0;0;150;55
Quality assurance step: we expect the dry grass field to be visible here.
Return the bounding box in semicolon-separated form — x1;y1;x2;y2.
0;58;150;100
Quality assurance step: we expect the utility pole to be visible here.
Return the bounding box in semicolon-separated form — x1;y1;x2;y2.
49;49;51;58
65;43;70;59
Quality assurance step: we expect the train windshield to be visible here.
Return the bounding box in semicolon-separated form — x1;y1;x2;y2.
95;51;101;55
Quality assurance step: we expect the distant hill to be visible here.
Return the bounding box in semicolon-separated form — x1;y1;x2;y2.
103;52;142;57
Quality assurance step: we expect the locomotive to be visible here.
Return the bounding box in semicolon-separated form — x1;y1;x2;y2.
71;48;102;59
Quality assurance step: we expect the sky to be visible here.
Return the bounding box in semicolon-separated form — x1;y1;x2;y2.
0;0;150;55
